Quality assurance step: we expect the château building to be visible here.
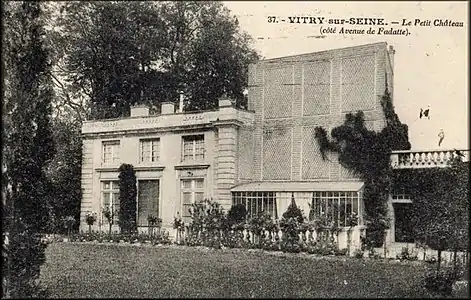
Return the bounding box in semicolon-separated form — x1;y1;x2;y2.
80;42;468;253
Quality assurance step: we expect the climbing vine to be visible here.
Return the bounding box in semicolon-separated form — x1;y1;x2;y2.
314;88;411;247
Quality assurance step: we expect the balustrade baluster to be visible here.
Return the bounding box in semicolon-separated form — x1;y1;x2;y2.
424;152;430;165
434;152;440;165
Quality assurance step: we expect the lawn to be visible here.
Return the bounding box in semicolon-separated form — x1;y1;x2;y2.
39;242;460;298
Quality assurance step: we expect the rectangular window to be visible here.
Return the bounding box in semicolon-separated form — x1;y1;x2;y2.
182;135;205;162
102;141;120;164
392;192;412;203
311;191;362;227
137;180;160;226
102;181;120;222
231;192;277;219
181;178;205;223
140;139;160;163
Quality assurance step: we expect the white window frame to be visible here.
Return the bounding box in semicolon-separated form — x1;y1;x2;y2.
391;192;413;203
140;138;160;163
182;134;205;162
180;178;205;221
101;180;120;223
232;192;277;220
311;191;362;227
102;140;120;164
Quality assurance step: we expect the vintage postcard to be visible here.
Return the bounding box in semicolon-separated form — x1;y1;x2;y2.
3;1;468;298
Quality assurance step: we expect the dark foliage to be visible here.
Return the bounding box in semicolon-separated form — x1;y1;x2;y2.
314;88;410;247
47;120;82;234
282;196;304;223
53;1;260;119
227;203;247;225
3;1;56;297
392;159;469;268
280;197;304;253
118;164;138;234
424;267;461;296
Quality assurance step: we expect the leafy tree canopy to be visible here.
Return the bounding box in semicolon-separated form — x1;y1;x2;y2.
48;1;260;120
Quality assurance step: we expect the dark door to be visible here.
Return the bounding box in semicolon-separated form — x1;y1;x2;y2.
394;203;415;243
137;180;160;227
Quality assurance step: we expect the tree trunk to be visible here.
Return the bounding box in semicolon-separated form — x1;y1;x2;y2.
437;249;442;271
88;224;92;234
453;249;458;270
347;228;352;256
383;238;387;258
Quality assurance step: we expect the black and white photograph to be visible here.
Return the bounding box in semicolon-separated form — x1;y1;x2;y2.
2;1;469;298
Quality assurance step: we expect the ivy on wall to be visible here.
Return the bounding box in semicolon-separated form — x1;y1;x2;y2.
314;88;411;247
392;157;469;265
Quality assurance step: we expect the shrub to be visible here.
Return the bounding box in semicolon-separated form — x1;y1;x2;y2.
334;248;348;256
282;196;304;223
102;207;117;235
7;225;48;298
279;196;304;253
280;217;301;253
227;204;247;225
187;199;226;247
118;164;137;234
85;212;97;233
63;216;76;236
249;212;274;248
147;215;162;227
354;249;364;259
424;267;461;296
147;215;162;236
396;247;418;261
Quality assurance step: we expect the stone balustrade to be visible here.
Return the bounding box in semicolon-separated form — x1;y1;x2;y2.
390;149;469;169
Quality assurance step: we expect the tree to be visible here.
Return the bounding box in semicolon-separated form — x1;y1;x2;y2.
280;196;304;253
46;118;82;234
50;1;259;119
118;164;137;234
3;1;56;297
398;157;470;270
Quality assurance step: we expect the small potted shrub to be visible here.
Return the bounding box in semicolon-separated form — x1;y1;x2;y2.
335;248;348;256
354;249;364;259
63;216;76;239
102;206;116;236
148;215;162;236
173;213;184;245
86;212;97;234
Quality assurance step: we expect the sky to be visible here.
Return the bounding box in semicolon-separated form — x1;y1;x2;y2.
224;1;469;150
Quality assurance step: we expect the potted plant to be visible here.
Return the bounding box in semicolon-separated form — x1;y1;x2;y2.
346;212;358;256
102;206;116;236
148;215;162;237
63;216;76;238
86;212;97;234
173;213;184;244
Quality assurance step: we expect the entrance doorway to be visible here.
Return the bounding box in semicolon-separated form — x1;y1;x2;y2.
393;202;415;243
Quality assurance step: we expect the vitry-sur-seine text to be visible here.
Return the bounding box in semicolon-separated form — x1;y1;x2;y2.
267;16;464;27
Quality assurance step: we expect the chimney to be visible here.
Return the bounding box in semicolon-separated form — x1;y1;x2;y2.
388;45;395;72
218;95;233;108
179;92;184;113
130;104;149;117
161;102;175;115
